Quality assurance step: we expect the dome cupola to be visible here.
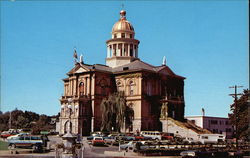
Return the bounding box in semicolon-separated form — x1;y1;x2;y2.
112;10;134;33
106;10;140;68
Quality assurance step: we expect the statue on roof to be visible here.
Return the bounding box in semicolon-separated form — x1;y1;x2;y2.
162;56;166;66
160;102;168;119
80;54;83;64
73;48;78;64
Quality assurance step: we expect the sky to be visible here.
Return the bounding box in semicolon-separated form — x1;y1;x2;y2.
0;0;249;117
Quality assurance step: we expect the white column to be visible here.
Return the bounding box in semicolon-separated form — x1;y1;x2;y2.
115;44;118;56
86;77;89;95
118;43;121;56
84;77;87;95
91;117;94;132
111;45;114;56
128;44;130;56
113;44;115;56
110;46;112;57
107;46;109;58
133;44;135;57
136;46;138;58
122;43;124;56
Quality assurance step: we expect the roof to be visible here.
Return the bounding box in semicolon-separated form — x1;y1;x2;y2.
67;60;185;79
112;10;134;33
185;116;229;120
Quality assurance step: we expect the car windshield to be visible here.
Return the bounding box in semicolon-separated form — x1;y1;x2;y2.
95;138;102;140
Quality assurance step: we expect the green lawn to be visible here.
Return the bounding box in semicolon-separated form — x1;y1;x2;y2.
0;140;8;150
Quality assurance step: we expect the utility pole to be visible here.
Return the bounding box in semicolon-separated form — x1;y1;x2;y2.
8;111;12;129
229;85;243;150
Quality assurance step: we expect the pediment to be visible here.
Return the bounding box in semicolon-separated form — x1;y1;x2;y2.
158;67;174;75
75;67;88;73
158;68;172;75
68;64;91;75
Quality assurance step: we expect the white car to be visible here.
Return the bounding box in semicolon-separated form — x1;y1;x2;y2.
7;133;30;140
198;134;225;144
183;137;199;144
120;141;134;150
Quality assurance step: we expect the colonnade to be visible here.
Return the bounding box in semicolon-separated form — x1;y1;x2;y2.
107;43;138;58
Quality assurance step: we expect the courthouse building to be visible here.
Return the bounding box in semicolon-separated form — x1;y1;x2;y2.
58;10;186;135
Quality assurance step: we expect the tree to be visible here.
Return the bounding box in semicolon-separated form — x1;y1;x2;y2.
0;109;56;134
229;89;249;141
100;92;127;132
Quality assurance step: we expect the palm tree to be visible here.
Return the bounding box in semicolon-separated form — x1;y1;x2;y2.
100;92;126;132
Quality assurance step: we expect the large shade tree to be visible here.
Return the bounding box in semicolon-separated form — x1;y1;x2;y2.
229;89;249;141
101;91;133;132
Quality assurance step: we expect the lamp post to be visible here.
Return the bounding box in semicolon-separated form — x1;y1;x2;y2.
62;98;76;158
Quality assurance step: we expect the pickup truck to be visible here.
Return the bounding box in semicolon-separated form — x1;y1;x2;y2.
7;135;43;151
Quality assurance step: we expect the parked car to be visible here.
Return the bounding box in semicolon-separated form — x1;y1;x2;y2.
87;134;100;141
180;150;197;157
92;137;105;146
183;137;200;144
180;150;215;158
140;141;156;150
122;135;135;141
134;135;145;141
140;131;161;140
198;134;225;144
120;141;134;150
1;131;14;139
104;136;116;145
7;135;43;151
7;133;30;140
161;133;174;140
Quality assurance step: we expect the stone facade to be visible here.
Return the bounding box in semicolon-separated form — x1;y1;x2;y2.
58;10;186;136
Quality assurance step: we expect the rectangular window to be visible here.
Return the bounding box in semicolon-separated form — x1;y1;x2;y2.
121;33;125;38
226;128;232;132
211;120;218;124
202;136;208;139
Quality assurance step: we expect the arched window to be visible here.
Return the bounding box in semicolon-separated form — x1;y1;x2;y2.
117;80;123;92
125;103;134;132
128;80;135;95
79;82;84;96
99;79;108;95
64;120;72;133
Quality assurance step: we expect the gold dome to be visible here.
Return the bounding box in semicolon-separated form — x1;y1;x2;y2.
112;10;134;33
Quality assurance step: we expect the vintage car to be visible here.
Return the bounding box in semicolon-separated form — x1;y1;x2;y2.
7;135;43;151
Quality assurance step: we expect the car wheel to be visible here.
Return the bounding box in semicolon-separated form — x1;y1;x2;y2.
32;144;41;151
9;144;16;149
125;147;128;152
